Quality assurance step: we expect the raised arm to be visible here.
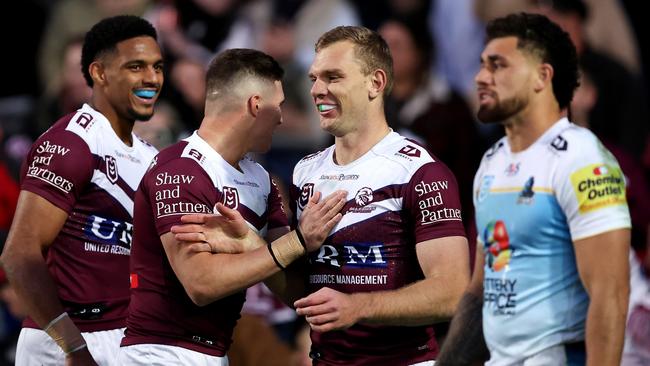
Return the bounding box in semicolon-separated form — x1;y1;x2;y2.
295;235;469;331
574;228;630;366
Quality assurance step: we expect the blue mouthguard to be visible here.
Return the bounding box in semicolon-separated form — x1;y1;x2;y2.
134;90;156;99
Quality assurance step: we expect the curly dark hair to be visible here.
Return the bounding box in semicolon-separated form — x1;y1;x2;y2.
81;15;157;87
486;12;580;109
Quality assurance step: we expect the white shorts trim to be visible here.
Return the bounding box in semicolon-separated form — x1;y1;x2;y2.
118;344;229;366
15;327;125;366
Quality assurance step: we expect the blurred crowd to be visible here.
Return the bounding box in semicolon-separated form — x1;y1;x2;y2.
0;0;648;365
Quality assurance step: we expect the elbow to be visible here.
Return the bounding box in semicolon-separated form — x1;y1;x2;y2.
184;280;230;307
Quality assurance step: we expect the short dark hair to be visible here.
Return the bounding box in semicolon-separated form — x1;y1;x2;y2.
486;12;580;109
315;26;394;95
81;15;157;87
205;48;284;100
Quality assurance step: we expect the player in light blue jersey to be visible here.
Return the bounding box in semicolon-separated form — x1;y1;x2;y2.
437;12;631;366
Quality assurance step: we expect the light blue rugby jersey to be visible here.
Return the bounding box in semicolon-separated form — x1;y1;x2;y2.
473;118;631;364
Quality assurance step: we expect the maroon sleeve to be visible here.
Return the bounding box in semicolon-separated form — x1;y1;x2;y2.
20;130;94;213
403;161;467;243
288;183;300;230
143;159;217;235
267;177;289;230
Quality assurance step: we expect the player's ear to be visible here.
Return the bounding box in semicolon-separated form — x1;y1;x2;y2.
534;63;554;92
89;61;106;86
247;95;261;117
368;68;387;99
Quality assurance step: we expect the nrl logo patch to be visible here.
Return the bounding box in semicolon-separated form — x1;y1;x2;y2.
222;186;239;209
105;155;118;184
298;183;314;210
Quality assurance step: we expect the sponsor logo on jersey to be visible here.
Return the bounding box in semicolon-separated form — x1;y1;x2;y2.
36;140;70;156
395;145;421;160
187;148;205;163
483;220;512;272
550;135;568;151
105;155;119;184
483;221;517;313
222;186;239;209
298;183;314;210
319;174;359;181
570;163;626;213
234;179;260;188
477;175;494;203
82;215;133;254
313;243;387;269
299;151;322;163
504;162;520;176
517;176;535;204
74;112;94;129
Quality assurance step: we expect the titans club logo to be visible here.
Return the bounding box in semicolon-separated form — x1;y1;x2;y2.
222;186;239;209
105;156;118;184
299;183;314;210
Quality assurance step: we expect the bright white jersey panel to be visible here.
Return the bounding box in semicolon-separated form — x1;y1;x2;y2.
65;103;158;216
473;118;631;363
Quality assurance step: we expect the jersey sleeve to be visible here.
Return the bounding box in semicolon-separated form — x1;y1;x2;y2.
20;130;94;213
267;177;289;230
403;161;467;244
554;138;631;240
142;158;217;236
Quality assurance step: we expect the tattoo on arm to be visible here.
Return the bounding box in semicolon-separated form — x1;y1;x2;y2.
436;292;490;365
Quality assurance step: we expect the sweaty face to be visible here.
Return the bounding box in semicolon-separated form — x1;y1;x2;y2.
475;37;537;123
100;36;164;122
309;41;372;136
250;80;284;153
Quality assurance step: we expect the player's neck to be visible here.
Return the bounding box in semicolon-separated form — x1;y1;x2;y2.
333;118;390;166
504;101;562;153
88;99;134;146
197;118;246;171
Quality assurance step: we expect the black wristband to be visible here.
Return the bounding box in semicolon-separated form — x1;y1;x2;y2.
267;243;285;270
295;226;307;249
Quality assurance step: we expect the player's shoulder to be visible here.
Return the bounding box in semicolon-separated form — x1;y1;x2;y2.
374;133;437;173
545;120;610;168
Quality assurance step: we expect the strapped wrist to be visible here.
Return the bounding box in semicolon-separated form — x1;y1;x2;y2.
44;312;86;354
268;230;306;269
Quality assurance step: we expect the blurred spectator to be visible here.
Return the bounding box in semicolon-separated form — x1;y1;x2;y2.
430;0;486;108
475;0;642;75
379;16;484;253
537;0;649;158
622;253;650;365
38;0;150;93
133;101;185;150
167;57;207;130
35;37;92;135
0;268;27;366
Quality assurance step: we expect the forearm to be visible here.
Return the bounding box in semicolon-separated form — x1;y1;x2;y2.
358;276;464;326
264;259;308;306
1;249;66;327
170;231;306;306
436;292;490;365
585;293;628;366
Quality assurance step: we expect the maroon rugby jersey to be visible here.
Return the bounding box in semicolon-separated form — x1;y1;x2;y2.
291;132;466;365
122;132;287;356
20;104;157;332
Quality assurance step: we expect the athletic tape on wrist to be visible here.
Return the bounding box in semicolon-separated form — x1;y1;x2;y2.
44;312;87;354
269;230;306;269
